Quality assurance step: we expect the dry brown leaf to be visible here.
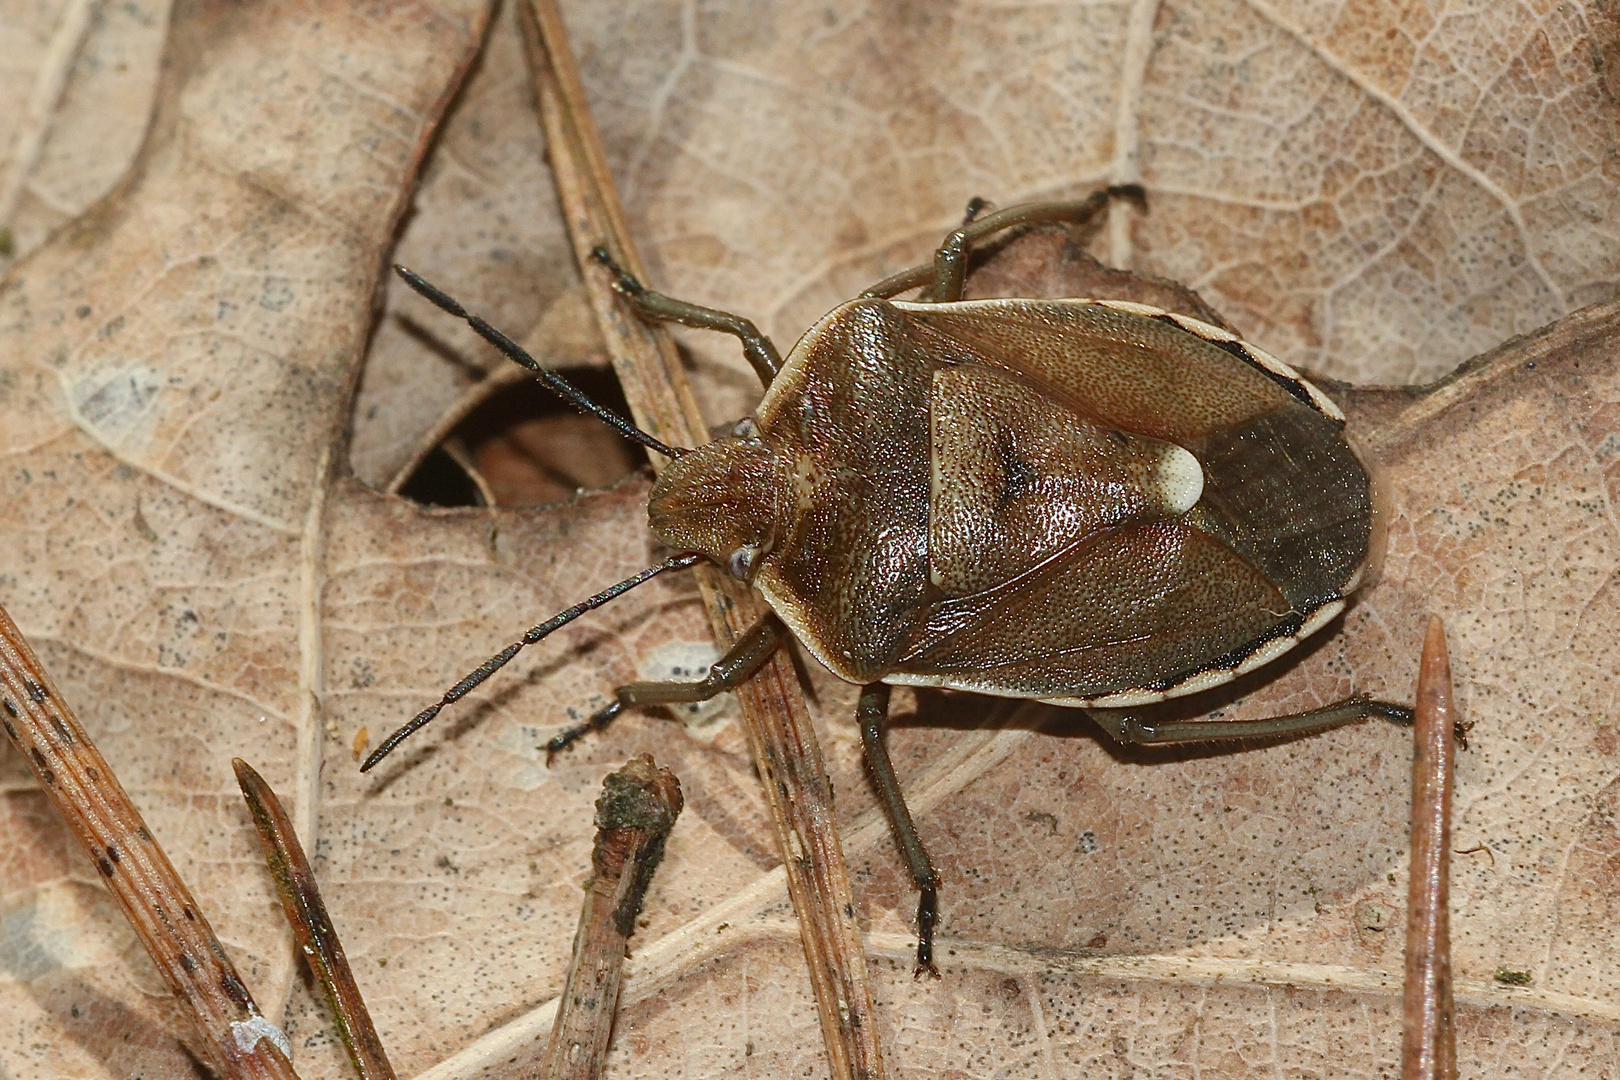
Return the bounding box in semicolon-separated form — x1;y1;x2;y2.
0;0;171;272
2;1;1618;1078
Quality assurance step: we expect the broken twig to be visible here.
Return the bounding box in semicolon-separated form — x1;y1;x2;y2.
542;755;683;1080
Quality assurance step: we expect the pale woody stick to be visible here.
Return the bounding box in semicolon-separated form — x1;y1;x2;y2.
0;601;299;1079
515;4;887;1078
1402;615;1458;1080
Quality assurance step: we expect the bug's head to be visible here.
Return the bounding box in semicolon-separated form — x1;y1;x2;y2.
648;426;794;581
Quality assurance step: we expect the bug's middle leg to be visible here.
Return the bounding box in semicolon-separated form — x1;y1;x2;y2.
858;682;942;978
545;612;788;760
591;247;782;387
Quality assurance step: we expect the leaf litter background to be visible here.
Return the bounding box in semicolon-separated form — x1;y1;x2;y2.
2;0;1620;1076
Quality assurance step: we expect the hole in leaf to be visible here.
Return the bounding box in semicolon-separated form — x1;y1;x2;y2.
397;366;649;508
398;446;487;507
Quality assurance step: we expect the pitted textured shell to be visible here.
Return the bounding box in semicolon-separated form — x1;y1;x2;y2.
646;295;1380;709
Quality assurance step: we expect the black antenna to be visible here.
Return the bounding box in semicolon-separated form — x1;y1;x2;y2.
361;552;704;771
393;265;688;460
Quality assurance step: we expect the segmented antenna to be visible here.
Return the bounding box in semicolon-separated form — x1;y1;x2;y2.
361;552;704;771
393;265;687;460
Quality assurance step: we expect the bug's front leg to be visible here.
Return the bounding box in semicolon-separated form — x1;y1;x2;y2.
858;682;942;978
545;612;788;760
590;247;783;387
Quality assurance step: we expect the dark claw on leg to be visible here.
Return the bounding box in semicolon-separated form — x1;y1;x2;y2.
589;245;644;297
914;883;940;979
544;699;623;764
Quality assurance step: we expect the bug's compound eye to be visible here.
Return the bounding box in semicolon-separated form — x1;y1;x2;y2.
726;544;763;581
730;417;759;439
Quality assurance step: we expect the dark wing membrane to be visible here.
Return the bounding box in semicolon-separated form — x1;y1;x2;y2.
895;520;1290;699
1190;400;1371;610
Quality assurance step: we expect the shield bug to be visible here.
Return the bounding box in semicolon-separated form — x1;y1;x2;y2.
365;187;1412;975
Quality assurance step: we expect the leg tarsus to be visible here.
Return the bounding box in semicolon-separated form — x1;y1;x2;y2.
859;682;942;977
914;884;940;979
1376;703;1473;750
590;246;782;387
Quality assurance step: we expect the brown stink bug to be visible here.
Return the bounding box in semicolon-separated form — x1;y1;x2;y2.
364;188;1412;976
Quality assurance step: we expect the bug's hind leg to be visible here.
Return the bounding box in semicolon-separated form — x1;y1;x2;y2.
861;184;1146;303
545;612;787;760
1086;694;1415;748
858;682;942;978
591;247;782;387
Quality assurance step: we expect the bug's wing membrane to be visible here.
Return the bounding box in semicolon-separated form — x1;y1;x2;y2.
896;520;1288;699
1191;403;1373;608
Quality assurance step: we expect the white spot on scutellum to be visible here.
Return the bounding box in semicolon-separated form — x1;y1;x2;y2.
1150;443;1204;515
231;1015;292;1060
